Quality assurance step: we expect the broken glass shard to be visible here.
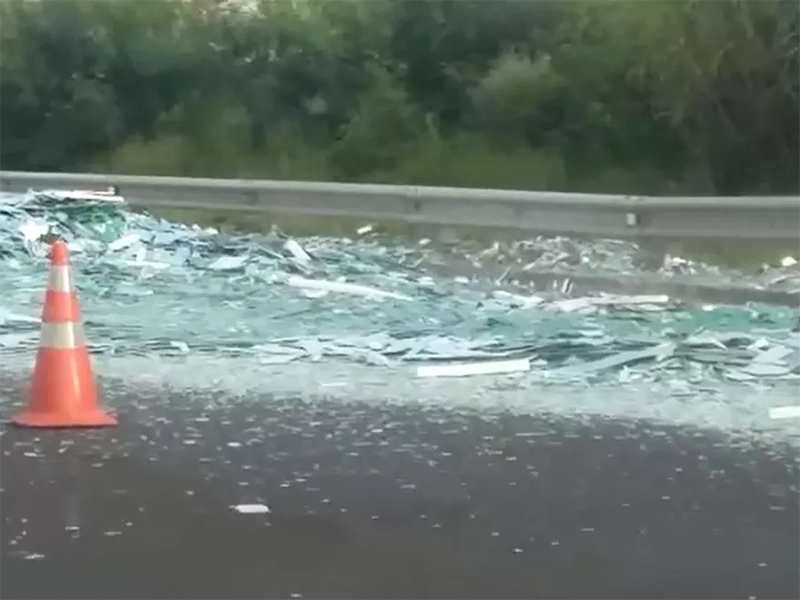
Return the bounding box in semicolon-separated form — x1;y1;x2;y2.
207;255;249;271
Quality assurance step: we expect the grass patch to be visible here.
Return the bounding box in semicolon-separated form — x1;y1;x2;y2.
96;130;679;192
93;130;331;181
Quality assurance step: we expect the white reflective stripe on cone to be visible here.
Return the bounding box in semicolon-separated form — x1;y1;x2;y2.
40;322;84;349
47;266;73;293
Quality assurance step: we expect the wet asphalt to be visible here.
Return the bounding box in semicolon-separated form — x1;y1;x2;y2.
1;375;798;600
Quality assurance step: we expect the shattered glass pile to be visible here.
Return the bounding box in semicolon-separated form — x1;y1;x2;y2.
1;191;799;391
445;236;800;295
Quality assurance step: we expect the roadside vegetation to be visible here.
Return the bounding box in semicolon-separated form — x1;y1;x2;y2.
1;0;798;196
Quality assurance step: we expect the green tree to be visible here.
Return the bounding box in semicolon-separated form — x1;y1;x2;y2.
588;0;799;193
1;0;797;195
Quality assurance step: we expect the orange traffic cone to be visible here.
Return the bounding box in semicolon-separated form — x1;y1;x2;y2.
11;240;117;428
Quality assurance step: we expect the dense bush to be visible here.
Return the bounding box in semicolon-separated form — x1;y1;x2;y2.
1;0;797;194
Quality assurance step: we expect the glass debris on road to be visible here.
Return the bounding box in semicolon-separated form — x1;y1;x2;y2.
769;406;800;420
0;189;798;387
417;358;531;378
232;504;271;514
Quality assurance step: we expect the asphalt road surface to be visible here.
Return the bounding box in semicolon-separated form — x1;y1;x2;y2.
1;371;798;600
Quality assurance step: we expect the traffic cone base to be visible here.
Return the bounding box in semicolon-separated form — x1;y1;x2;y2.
12;409;116;428
11;240;117;429
12;348;117;428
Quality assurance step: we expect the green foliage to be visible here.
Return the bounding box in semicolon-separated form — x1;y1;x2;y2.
1;0;797;195
328;64;425;179
471;51;565;147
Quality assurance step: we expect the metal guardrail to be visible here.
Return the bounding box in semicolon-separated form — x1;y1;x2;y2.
1;170;798;241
